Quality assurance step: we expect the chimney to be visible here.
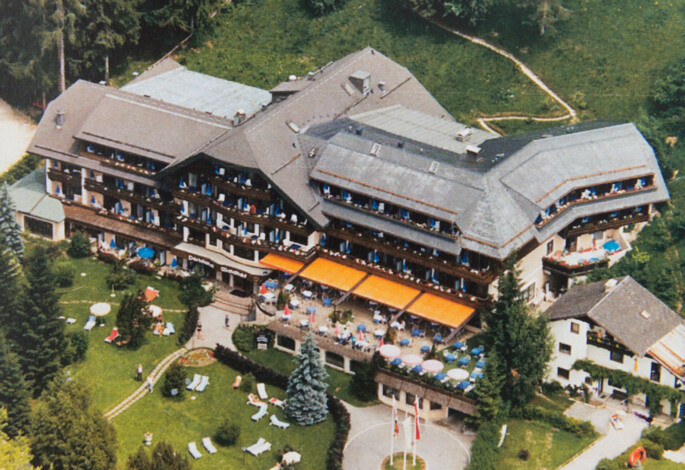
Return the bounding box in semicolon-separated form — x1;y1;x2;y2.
604;278;618;292
378;81;386;92
233;109;246;126
349;70;371;94
55;109;65;129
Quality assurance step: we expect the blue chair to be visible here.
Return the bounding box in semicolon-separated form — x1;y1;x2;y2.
452;341;465;350
433;334;443;343
390;358;402;366
420;345;430;354
471;371;484;380
399;338;410;347
412;328;422;337
458;356;471;366
471;347;483;356
322;298;333;307
411;365;422;374
357;324;367;332
434;372;447;381
476;360;487;369
457;381;470;391
444;353;456;363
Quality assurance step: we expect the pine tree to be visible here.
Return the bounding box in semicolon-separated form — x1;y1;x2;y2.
0;243;23;330
285;333;329;425
30;375;117;470
0;183;24;259
0;331;31;438
116;290;153;349
15;246;65;397
470;352;504;425
482;255;553;408
126;441;190;470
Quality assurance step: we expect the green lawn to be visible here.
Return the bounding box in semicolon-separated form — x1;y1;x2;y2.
495;419;598;469
112;361;335;469
244;346;377;408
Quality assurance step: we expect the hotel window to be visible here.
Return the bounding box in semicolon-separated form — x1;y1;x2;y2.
521;283;535;303
570;322;580;334
546;240;554;256
610;350;624;364
557;367;570;380
650;362;661;382
559;343;572;355
382;386;400;400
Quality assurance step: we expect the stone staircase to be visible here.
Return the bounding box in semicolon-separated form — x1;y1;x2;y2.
211;287;253;316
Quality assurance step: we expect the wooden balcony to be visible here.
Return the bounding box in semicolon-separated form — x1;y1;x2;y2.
536;185;657;229
209;175;271;201
561;212;650;238
85;180;179;212
48;169;81;186
542;256;608;276
79;150;159;177
173;189;311;236
587;331;633;356
326;226;495;284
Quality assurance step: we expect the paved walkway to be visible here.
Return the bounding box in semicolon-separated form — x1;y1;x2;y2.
344;404;473;470
103;347;187;420
427;19;577;135
185;305;239;350
559;401;648;470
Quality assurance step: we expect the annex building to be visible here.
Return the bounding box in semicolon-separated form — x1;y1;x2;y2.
28;47;670;336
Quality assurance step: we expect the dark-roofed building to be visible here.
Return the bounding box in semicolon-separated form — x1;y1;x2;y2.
28;47;669;334
545;276;685;417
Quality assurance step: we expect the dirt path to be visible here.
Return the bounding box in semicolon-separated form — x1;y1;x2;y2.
0;99;36;173
428;19;578;135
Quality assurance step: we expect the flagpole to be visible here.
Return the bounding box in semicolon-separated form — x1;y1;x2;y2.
391;396;395;465
403;407;408;470
413;402;417;466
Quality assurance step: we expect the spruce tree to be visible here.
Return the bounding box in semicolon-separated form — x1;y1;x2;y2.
482;255;553;408
31;375;117;470
0;243;23;331
0;331;31;438
15;246;65;397
285;333;329;425
470;352;504;425
0;183;23;259
116;290;153;349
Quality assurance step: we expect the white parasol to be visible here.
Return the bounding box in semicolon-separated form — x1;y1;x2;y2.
90;302;111;316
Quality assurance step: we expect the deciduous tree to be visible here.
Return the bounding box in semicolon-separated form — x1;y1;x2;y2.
520;0;568;35
31;375;117;470
285;333;328;425
116;290;153;348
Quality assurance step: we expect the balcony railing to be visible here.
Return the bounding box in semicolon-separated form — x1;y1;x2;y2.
95;209;182;239
48;169;81;186
173;189;310;236
80;150;159;177
542;256;608;276
536;185;656;228
86;180;180;212
209;175;271;201
587;331;632;356
562;212;650;238
326;226;495;284
325;195;459;241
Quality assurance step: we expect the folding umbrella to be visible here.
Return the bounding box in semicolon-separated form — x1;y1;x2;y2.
170;257;178;268
110;238;116;248
420;345;430;354
284;304;291;316
260;284;267;295
379;344;401;359
447;368;470;381
402;354;422;367
421;360;444;373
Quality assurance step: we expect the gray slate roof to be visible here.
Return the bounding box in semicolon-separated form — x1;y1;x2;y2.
9;169;64;223
545;276;684;356
122;60;272;120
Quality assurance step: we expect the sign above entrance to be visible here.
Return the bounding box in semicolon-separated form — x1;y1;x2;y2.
188;254;215;270
220;266;247;279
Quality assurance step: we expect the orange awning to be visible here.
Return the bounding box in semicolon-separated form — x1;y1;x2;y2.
299;258;367;291
352;275;421;310
406;293;475;329
260;253;304;274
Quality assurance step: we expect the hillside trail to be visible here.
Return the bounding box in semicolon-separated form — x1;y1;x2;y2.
428;19;578;135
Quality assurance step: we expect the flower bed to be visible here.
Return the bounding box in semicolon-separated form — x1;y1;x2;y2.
179;348;215;367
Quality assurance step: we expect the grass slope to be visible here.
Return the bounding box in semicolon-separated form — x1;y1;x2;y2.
112;361;335;469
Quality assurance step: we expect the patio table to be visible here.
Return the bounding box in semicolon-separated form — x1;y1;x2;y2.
399;338;410;347
390;321;400;329
356;340;369;349
299;320;309;328
420;345;430;353
284;284;295;293
457;380;471;390
412;328;423;337
444;353;456;363
452;341;466;351
318;326;328;334
289;298;301;308
433;334;443;343
306;306;317;314
374;329;386;338
390;358;402;366
434;372;447;381
302;290;313;299
322;298;333;307
260;293;276;303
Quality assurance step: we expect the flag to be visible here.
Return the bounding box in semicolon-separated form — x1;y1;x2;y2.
380;336;385;347
402;416;412;449
392;397;399;438
414;397;421;441
284;304;291;316
260;284;267;295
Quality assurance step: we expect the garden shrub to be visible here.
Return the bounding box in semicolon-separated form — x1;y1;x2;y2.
107;261;136;290
97;250;119;264
643;421;685;450
232;325;272;353
215;418;240;446
642;439;664;460
541;381;564;395
179;274;213;307
239;372;255;393
595;457;621;470
129;258;156;275
518;448;530;461
277;291;291;310
0;153;42;185
177;305;199;345
162;362;186;398
67;231;91;258
46;243;63;258
517;405;595;437
68;331;89;363
349;359;377;402
53;261;75;287
465;420;500;470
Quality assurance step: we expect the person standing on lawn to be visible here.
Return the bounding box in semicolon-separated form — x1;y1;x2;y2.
137;364;143;381
147;374;153;393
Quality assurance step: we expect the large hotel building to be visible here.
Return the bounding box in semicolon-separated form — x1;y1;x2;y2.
26;48;669;336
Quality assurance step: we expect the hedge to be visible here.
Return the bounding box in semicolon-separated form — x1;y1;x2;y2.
573;360;683;415
596;438;664;469
464;421;500;470
514;405;596;437
177;306;199;346
214;344;350;470
643;420;685;450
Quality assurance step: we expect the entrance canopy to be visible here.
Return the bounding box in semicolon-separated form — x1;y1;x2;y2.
406;293;475;329
259;253;304;274
299;258;366;291
352;275;420;310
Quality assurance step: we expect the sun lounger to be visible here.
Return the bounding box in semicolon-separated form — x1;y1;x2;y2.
188;442;202;459
104;327;118;343
251;404;268;421
144;286;159;303
202;437;217;454
84;315;96;331
187;374;201;390
243;437;271;456
232;376;242;389
282;451;301;465
247;393;265;407
269;397;285;408
257;383;268;400
162;322;175;336
196;376;209;392
270;414;290;429
66;317;76;324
